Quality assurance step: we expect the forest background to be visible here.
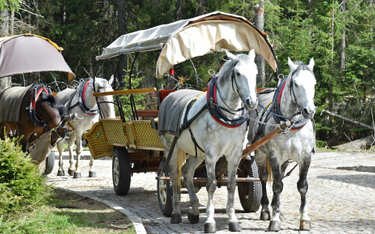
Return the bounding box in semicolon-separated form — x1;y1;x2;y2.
0;0;374;148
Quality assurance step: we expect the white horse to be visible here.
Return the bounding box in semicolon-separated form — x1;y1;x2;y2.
56;77;115;178
248;57;316;231
159;50;258;233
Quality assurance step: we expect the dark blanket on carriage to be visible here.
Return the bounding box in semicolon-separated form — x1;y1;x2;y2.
0;85;32;123
158;89;203;137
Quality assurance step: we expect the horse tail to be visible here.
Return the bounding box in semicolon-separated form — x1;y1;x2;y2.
266;157;273;182
177;149;186;189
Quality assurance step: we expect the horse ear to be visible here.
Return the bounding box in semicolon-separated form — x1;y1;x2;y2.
248;49;256;61
109;75;114;85
308;57;315;70
225;50;236;61
288;57;298;71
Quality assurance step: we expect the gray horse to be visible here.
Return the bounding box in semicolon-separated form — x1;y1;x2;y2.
248;57;316;231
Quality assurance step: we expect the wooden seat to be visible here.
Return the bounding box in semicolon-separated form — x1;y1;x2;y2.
136;110;159;119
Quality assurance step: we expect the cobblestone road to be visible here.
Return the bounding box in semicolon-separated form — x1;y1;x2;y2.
46;151;375;233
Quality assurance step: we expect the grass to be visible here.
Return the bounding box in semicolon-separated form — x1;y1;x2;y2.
0;189;136;234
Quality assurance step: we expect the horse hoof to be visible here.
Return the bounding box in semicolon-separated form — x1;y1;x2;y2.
228;222;241;232
260;210;271;220
68;169;75;176
204;223;216;233
57;170;65;176
187;213;199;224
89;171;97;177
170;214;182;224
73;172;82;178
300;220;311;231
268;221;281;232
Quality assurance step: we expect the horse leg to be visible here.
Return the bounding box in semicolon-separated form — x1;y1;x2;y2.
225;151;242;232
56;139;65;176
298;157;311;230
88;155;96;177
182;155;204;224
255;152;271;221
204;151;217;233
73;131;83;178
269;156;283;232
67;132;77;176
168;145;183;224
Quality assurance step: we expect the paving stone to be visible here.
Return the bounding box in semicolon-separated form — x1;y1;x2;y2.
46;151;375;233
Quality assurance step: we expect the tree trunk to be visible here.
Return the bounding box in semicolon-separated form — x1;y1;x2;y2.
0;9;10;36
339;0;345;70
254;1;265;87
197;0;206;15
117;0;127;88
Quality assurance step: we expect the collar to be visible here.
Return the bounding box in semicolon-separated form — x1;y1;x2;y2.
79;78;99;116
272;77;308;130
207;75;248;128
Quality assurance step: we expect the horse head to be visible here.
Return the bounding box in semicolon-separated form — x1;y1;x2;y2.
36;92;67;129
94;77;116;118
288;57;316;119
224;50;258;111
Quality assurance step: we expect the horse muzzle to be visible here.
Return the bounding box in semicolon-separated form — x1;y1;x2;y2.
244;97;258;111
302;106;316;119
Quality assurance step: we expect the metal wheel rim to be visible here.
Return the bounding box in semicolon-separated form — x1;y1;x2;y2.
158;172;167;206
113;157;120;186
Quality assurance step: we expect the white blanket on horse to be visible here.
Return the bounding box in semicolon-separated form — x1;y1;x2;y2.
0;85;32;123
158;89;203;137
248;88;275;143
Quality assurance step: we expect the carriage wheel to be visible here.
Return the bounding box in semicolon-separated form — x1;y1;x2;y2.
112;147;131;195
157;159;173;217
238;157;262;212
44;151;55;175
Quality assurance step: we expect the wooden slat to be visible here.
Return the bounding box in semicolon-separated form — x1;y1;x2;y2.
93;87;157;97
241;121;291;158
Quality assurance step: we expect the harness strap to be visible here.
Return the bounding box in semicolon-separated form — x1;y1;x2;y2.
79;78;99;116
207;76;248;128
272;77;308;130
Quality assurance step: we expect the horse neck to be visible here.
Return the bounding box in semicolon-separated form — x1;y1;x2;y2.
279;76;299;117
83;83;97;110
217;76;242;118
98;95;116;118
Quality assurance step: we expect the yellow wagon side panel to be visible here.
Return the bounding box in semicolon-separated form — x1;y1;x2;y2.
83;122;113;159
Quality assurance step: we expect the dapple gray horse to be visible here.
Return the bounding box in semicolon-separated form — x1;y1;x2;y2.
248;57;316;231
159;50;258;233
56;77;115;178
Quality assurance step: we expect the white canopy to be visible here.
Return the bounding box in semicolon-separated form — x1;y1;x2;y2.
96;11;278;78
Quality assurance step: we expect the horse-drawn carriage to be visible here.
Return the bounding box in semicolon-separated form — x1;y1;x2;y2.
0;34;76;173
84;11;279;211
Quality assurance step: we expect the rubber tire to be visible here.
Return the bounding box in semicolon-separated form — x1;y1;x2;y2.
112;147;131;195
238;158;262;212
44;151;55;175
157;159;173;217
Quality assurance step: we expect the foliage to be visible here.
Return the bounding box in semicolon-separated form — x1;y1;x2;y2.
0;137;51;219
4;0;375;146
0;0;21;11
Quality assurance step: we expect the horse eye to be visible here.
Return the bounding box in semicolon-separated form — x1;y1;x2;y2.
236;71;241;77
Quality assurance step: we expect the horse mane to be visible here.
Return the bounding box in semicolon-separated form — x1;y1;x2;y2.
218;54;252;87
290;61;314;78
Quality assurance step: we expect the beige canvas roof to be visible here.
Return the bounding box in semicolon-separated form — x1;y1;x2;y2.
0;34;76;83
95;11;278;78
